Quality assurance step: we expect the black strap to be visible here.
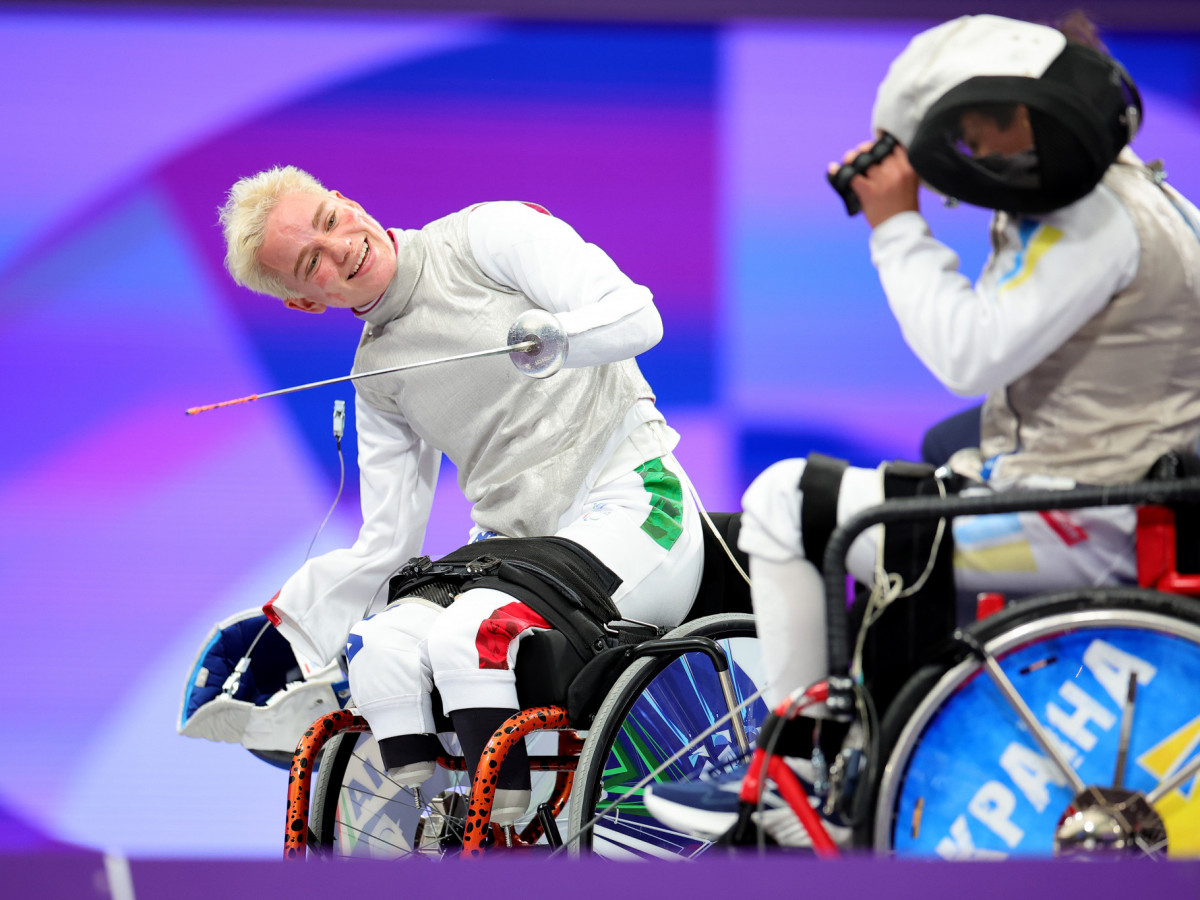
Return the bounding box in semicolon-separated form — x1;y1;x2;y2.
855;461;959;717
388;536;624;661
800;453;849;571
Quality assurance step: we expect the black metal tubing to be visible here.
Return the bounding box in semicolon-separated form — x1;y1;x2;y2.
536;802;563;849
629;636;730;674
821;475;1200;678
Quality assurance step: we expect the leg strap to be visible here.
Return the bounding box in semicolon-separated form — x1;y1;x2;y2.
854;461;960;718
799;453;849;570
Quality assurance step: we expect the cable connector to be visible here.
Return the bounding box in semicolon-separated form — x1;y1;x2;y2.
222;656;251;696
332;400;346;440
305;402;348;563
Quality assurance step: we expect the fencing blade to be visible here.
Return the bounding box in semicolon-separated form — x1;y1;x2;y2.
185;339;537;416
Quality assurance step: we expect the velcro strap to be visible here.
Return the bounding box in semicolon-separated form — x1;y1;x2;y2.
882;460;937;488
800;453;849;571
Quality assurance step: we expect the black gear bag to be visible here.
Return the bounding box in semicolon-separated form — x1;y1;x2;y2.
387;536;628;664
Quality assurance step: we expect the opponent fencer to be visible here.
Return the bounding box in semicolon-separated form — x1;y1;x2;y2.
180;166;703;828
646;13;1200;847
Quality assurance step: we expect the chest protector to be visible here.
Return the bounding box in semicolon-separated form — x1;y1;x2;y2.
354;208;653;537
978;161;1200;485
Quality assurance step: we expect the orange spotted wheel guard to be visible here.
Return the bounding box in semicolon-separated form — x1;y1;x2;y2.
284;709;370;859
517;729;583;846
461;705;572;857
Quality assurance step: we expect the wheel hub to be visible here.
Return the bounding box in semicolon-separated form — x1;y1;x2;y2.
413;787;469;855
1053;787;1166;857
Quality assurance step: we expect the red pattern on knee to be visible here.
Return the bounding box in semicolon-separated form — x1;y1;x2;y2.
475;602;551;670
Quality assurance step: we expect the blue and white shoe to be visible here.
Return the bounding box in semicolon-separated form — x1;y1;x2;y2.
643;760;851;848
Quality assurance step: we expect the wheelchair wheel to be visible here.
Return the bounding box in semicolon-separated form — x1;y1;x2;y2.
566;613;767;858
873;588;1200;859
309;731;468;858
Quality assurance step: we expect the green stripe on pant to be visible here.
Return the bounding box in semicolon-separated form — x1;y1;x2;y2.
635;457;683;550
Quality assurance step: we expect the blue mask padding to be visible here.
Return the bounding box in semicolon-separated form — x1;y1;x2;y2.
182;617;299;723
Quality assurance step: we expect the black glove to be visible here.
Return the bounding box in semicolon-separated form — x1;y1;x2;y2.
827;133;899;217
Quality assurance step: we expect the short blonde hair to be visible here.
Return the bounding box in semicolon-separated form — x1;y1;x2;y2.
218;166;327;299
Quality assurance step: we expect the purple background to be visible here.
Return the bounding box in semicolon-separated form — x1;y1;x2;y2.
1;6;1199;858
5;851;1200;898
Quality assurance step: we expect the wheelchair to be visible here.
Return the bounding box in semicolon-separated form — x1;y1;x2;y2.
731;471;1200;860
282;512;766;860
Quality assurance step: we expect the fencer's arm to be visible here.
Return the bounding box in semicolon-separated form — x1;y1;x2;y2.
467;201;662;367
267;395;440;665
871;186;1139;396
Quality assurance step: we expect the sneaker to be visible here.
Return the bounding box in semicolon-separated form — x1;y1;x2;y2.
643;759;851;848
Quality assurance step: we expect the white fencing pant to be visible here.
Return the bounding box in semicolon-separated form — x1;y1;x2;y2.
346;453;704;741
739;458;1137;709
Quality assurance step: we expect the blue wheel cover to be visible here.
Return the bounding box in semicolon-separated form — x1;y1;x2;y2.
591;641;768;857
891;625;1200;858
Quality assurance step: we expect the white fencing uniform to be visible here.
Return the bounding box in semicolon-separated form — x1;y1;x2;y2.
264;201;702;743
349;450;702;735
743;153;1200;709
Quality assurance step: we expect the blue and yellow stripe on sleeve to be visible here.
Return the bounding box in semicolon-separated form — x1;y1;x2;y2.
996;220;1064;293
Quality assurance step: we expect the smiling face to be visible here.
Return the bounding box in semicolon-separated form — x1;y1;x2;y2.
257;189;396;312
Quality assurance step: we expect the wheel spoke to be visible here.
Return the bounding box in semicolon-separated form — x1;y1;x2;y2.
1145;751;1200;806
1112;672;1138;789
598;813;709;843
563;618;765;859
349;750;434;798
881;599;1200;859
337;783;424;811
969;635;1088;795
312;732;475;859
333;818;421;857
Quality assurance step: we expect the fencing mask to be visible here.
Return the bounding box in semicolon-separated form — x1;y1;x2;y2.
872;15;1141;214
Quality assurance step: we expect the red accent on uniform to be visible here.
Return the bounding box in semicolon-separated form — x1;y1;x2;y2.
1038;509;1089;546
521;202;551;216
352;297;381;316
976;592;1006;620
475;602;552;670
352;231;399;318
263;591;282;626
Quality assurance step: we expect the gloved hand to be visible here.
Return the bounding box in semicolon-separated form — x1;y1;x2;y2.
508;308;568;378
178;607;349;754
827;133;907;221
